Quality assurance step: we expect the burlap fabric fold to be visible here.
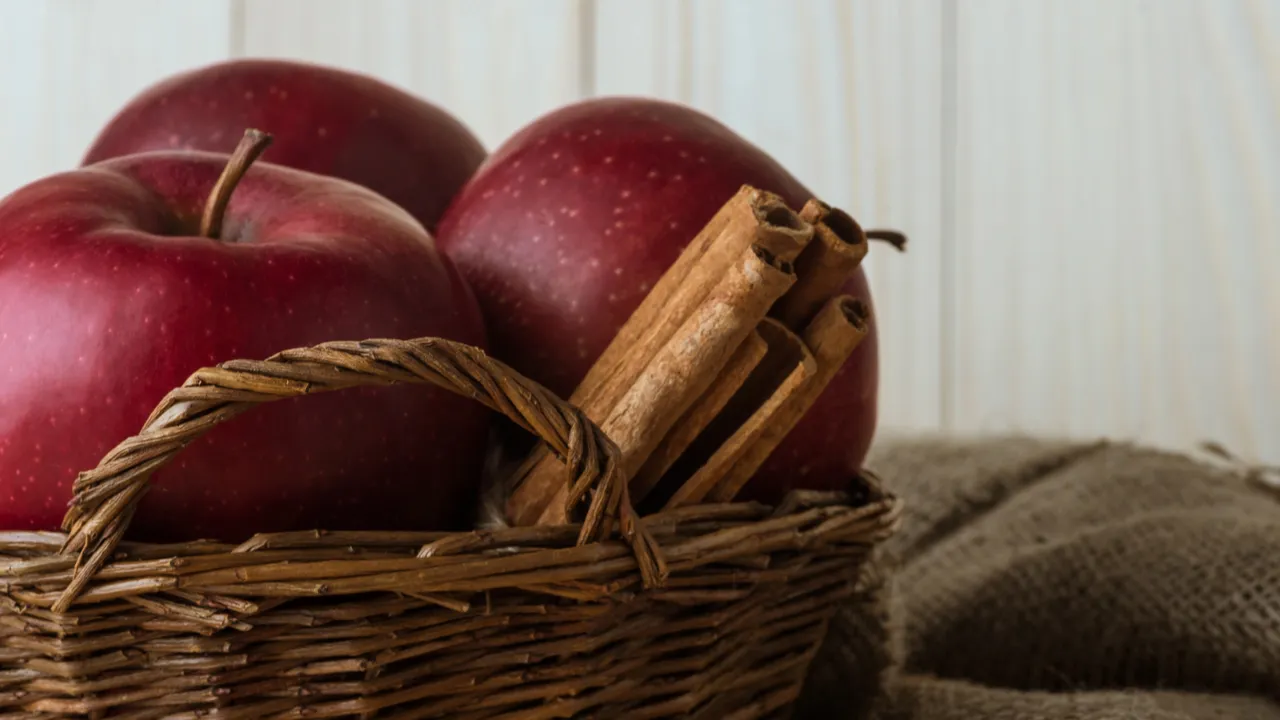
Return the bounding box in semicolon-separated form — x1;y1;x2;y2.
795;435;1280;719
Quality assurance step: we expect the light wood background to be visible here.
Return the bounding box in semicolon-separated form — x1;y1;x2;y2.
2;0;1276;466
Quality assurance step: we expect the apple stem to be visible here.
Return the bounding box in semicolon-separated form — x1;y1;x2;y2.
865;229;908;252
199;128;274;240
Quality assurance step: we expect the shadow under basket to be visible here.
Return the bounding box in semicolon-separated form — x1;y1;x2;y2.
0;336;901;719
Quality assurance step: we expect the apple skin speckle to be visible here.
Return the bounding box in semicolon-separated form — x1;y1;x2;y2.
436;96;879;503
80;58;486;236
0;150;491;541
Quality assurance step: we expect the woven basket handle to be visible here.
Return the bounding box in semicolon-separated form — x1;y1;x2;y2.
52;337;666;613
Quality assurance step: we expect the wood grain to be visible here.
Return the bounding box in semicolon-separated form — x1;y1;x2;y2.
239;0;588;150
950;0;1280;463
0;0;232;200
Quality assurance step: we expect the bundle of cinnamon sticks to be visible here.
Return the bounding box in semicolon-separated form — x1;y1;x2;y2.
506;185;880;527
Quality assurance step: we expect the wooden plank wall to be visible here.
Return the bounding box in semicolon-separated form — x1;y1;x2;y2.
2;0;1276;465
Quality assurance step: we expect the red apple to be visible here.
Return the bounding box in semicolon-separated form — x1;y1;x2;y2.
0;131;490;541
82;58;486;234
436;97;879;504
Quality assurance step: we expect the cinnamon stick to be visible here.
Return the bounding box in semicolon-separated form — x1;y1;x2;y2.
664;318;816;508
578;186;812;413
512;243;797;526
504;188;810;527
706;295;871;502
770;199;867;331
631;330;769;500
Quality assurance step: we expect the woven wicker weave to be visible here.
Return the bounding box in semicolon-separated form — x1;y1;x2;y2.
0;337;900;718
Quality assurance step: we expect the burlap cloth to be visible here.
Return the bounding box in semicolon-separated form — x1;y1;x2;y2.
794;434;1280;719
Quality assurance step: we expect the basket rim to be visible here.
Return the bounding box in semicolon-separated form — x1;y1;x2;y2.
2;487;901;612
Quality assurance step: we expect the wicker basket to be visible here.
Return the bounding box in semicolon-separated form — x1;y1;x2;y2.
0;337;901;718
